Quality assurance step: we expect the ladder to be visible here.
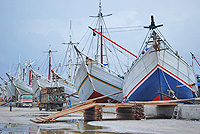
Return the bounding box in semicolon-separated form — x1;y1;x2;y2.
172;106;180;119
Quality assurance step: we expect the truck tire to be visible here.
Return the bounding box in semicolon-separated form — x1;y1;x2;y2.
57;104;62;111
57;108;62;111
45;104;49;111
39;107;42;111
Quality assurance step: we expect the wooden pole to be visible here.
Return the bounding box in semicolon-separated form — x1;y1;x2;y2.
89;26;137;58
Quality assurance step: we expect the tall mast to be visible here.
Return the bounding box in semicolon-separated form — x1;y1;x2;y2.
43;45;57;81
63;21;79;82
29;60;32;85
69;21;73;82
48;45;52;81
28;60;35;85
99;0;103;65
90;0;112;65
17;54;21;79
23;60;27;81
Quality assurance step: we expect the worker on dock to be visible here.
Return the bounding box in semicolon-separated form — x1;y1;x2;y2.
9;102;12;111
68;98;71;108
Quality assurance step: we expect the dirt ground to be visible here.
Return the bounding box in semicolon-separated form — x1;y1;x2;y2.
0;106;200;134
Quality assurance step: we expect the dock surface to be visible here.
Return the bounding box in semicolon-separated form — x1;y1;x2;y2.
0;106;200;133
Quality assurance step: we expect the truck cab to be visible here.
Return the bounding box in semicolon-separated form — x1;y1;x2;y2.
16;94;33;107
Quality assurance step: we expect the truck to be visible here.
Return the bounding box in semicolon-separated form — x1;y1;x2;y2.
16;94;33;107
39;87;66;111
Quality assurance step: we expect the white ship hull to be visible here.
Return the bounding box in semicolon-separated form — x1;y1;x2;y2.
123;45;197;101
6;73;33;95
75;62;123;103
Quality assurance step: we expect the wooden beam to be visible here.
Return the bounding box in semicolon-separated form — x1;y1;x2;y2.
129;98;200;105
30;100;97;123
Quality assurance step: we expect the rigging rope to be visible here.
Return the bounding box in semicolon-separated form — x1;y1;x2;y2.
96;25;144;30
157;29;173;48
51;54;57;71
42;54;49;77
161;68;173;95
102;18;125;74
138;30;150;56
103;29;145;33
60;46;69;76
78;17;98;47
103;37;134;74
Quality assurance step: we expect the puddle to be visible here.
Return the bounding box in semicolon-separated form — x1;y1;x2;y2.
0;112;131;134
21;112;82;118
0;123;37;133
0;121;130;134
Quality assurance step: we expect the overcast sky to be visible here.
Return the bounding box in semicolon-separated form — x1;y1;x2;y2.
0;0;200;84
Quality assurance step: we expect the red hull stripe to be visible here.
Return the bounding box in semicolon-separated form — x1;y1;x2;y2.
157;64;192;88
127;65;158;97
127;64;191;97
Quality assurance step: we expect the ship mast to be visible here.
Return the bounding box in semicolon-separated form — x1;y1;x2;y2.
48;45;52;81
142;15;180;57
90;0;112;65
29;61;32;85
43;45;57;81
28;60;35;85
99;0;103;65
62;21;79;82
17;55;21;79
22;60;27;81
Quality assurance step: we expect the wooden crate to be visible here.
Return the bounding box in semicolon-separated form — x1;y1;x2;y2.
83;106;103;121
40;87;66;103
116;104;145;120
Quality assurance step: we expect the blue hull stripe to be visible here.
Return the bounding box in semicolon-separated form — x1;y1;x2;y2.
129;68;193;101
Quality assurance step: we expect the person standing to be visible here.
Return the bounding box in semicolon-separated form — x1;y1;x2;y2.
68;98;71;108
10;102;12;111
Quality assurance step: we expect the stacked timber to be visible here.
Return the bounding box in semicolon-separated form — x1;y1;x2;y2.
40;87;66;103
116;103;145;120
83;106;103;121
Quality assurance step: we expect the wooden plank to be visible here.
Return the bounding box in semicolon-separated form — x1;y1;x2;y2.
129;102;183;105
45;100;94;119
72;91;122;107
40;116;50;120
30;119;42;123
101;105;118;108
30;100;96;123
49;104;98;120
129;98;200;105
43;103;97;121
35;118;44;121
151;103;183;105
